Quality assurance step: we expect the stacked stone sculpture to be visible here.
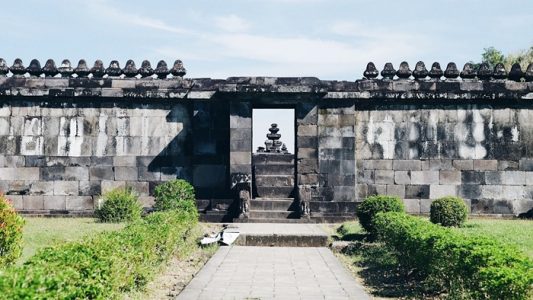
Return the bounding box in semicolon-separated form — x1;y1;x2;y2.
0;58;187;78
363;61;533;82
257;124;290;154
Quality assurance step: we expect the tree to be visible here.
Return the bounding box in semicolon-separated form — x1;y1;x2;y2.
474;46;533;70
481;47;505;68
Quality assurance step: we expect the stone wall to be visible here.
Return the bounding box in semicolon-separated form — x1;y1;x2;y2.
0;100;194;213
355;105;533;215
1;58;533;219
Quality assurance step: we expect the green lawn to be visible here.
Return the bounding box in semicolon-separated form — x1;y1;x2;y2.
20;217;124;263
453;218;533;259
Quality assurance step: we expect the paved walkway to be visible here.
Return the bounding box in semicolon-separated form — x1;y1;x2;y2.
177;246;370;300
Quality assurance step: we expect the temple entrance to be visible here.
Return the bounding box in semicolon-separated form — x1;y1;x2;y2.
248;109;299;220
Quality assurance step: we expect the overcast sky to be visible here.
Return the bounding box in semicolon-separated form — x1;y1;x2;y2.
2;0;532;80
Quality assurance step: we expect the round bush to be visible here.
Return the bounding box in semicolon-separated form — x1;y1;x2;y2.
430;196;467;227
95;188;142;223
0;194;25;266
153;179;197;216
356;195;404;233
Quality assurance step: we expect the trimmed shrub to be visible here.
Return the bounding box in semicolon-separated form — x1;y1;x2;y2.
95;187;142;223
153;179;197;216
0;195;25;266
0;209;198;299
356;195;404;234
430;196;468;227
374;212;533;300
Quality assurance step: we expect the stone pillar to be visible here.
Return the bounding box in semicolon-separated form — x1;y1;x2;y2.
229;100;252;191
317;102;356;202
296;101;319;215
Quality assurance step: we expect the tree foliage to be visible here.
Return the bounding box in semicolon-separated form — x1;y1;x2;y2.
474;46;533;70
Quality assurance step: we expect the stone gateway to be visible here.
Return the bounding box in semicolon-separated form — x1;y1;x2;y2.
1;58;533;221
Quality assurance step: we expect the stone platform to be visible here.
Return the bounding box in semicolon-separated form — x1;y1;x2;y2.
229;223;329;247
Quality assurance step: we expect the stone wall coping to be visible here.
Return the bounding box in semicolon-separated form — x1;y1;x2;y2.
0;76;532;101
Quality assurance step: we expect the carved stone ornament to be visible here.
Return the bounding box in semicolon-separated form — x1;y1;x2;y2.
298;185;314;218
231;173;251;218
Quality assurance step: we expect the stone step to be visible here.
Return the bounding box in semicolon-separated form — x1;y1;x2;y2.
199;210;234;223
250;199;297;211
248;210;300;219
234;218;315;224
254;164;294;176
254;175;295;187
252;154;295;165
254;186;295;198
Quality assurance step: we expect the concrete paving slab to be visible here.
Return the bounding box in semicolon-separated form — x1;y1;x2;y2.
176;246;370;300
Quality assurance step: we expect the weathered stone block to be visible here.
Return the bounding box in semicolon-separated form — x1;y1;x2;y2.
332;186;355;201
297;125;317;136
114;166;138;181
439;170;461;184
43;195;66;210
23;195;44;210
461;171;485;184
420;199;434;214
410;171;439;184
357;170;374;184
519;159;533;171
298;174;319;185
3;156;26;167
356;184;367;199
460;184;481;199
394;171;411;184
79;181;101;196
373;160;393;170
0;167;39;180
53;181;78;196
393;160;421;171
66;196;94;210
403;199;420;213
138;168;161;181
453;159;473;170
125;181;149;196
299;148;318;159
367;184;387;196
473;160;498;171
230;152;251;165
430;185;458;199
101;180;126;194
405;185;430;199
480;185;503;200
30;181;54;195
502;171;526;185
113;156;137;167
374;170;394;184
90;166;114;180
386;184;405;198
428;159;453;170
502;186;526;200
498;160;519;171
9;195;23;210
485;171;502;185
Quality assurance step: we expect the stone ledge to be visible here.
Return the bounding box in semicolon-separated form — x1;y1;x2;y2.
0;77;531;101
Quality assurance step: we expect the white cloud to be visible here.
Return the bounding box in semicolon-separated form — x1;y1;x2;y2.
85;0;192;35
214;15;251;33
